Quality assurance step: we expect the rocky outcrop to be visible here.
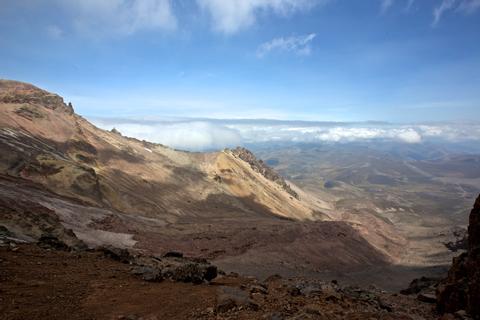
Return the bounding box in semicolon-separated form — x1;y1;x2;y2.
134;254;218;284
101;247;219;284
230;147;299;199
443;227;468;252
401;276;440;295
437;194;480;319
0;80;74;115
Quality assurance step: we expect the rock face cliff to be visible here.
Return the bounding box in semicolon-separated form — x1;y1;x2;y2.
437;194;480;318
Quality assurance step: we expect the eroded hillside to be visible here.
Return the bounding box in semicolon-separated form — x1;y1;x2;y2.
0;79;420;289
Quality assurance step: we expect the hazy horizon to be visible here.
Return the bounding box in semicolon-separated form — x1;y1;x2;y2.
90;116;480;151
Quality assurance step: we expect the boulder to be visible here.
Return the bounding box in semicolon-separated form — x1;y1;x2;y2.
131;266;162;282
98;245;133;264
167;262;217;284
129;252;218;284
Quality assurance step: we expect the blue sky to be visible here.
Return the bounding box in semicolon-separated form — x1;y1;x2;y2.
1;0;479;123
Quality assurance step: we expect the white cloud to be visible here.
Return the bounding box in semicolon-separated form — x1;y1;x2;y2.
196;0;325;34
94;120;242;151
395;129;422;143
232;125;424;144
58;0;177;37
257;33;316;57
432;0;457;26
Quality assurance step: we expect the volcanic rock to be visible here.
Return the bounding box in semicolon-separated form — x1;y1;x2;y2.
98;246;134;264
437;194;480;318
401;276;440;295
37;234;70;251
131;266;163;282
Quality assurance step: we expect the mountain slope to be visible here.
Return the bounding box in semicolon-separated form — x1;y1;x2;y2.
0;79;413;289
0;80;331;222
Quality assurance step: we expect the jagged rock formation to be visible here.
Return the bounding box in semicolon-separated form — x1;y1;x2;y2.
230;147;299;199
437;194;480;318
0;80;74;114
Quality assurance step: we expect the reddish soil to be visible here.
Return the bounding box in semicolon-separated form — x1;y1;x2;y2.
0;245;216;320
0;244;439;320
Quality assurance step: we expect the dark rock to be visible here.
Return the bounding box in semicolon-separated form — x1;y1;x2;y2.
418;293;437;303
37;234;69;251
66;102;74;114
401;276;440;295
0;225;13;237
117;314;142;320
444;227;468;252
111;128;122;135
324;180;337;189
163;251;183;258
204;265;218;282
98;246;133;264
131;266;162;282
289;286;302;297
168;262;217;284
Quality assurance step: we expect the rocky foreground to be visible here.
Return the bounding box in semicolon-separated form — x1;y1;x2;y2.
1;238;436;320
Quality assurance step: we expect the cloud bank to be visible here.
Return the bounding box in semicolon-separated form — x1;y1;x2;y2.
92;118;480;151
93;120;242;151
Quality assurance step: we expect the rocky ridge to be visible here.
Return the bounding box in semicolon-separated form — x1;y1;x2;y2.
230;147;299;199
